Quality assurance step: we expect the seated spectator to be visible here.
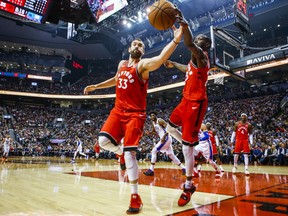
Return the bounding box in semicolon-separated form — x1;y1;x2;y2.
268;144;278;165
259;144;272;165
276;143;288;165
251;145;263;165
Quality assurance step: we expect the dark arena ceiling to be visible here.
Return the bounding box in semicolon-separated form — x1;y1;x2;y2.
0;0;287;60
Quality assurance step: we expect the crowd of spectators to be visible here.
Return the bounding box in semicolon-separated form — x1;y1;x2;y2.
0;65;186;95
1;68;287;103
1;90;287;166
0;48;66;70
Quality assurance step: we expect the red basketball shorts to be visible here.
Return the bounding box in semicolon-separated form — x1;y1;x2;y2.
100;108;146;150
169;98;208;145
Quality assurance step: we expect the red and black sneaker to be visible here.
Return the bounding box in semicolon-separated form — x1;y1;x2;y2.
126;194;143;214
118;154;126;170
193;170;199;178
178;184;196;206
215;170;221;178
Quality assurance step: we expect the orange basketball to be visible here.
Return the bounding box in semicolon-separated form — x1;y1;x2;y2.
148;0;176;31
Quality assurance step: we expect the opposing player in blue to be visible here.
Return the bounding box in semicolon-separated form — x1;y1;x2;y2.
144;111;185;176
71;136;87;163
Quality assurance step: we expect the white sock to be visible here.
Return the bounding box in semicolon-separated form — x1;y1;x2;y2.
234;154;239;167
130;183;138;194
185;180;192;189
244;154;249;170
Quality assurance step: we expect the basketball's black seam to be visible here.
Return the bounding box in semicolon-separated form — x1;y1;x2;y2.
160;2;175;30
149;1;176;30
160;2;170;30
153;5;162;29
162;9;175;29
149;0;161;18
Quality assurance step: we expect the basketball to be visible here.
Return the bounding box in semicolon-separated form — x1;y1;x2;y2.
148;0;176;31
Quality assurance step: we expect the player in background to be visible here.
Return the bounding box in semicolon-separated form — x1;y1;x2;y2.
206;122;224;172
164;11;211;206
83;24;183;214
71;136;87;163
144;111;186;176
194;124;221;177
231;113;253;175
2;134;12;164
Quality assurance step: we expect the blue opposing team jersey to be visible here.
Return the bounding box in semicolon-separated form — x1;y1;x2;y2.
199;131;210;141
77;140;82;147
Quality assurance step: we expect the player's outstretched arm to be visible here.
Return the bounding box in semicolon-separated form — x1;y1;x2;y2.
83;60;125;94
138;25;183;80
164;60;187;73
83;76;117;94
174;8;200;56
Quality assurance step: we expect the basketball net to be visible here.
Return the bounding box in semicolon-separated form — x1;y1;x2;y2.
214;76;224;85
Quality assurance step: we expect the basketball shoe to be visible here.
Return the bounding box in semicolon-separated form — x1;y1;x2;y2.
143;169;154;176
193;167;199;177
126;194;143;214
215;170;221;178
245;169;250;176
178;184;196;206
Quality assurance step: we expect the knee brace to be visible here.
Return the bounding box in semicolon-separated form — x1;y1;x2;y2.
98;135;122;154
124;151;138;181
98;136;111;149
124;151;137;169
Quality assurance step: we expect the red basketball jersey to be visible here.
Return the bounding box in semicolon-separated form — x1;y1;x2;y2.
182;52;210;101
115;60;148;111
208;130;216;144
208;129;218;154
236;122;249;140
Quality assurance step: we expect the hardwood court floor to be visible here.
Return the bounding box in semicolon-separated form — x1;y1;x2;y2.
0;157;287;216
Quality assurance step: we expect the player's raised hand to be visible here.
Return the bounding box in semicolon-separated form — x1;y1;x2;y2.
174;7;189;27
171;25;183;43
83;85;96;95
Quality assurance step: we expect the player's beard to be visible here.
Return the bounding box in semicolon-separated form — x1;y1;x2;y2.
130;49;142;58
242;118;247;123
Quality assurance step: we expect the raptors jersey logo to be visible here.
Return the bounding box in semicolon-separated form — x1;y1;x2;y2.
236;122;249;140
115;61;148;111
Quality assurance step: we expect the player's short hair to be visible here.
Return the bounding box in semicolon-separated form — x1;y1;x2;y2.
206;122;211;126
194;34;211;51
149;111;158;116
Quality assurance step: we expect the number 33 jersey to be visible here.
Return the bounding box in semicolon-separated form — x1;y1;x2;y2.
115;60;148;111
